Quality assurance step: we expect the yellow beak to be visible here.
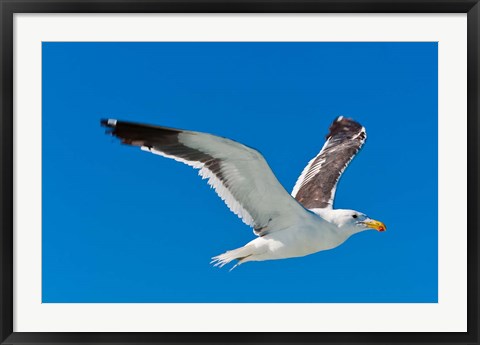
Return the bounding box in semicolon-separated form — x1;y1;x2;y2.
363;219;386;232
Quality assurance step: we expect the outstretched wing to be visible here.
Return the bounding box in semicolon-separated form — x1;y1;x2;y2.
291;116;366;210
102;119;308;236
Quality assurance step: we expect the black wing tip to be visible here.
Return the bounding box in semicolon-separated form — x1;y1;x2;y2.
333;115;361;126
100;118;184;147
100;118;117;128
326;116;364;140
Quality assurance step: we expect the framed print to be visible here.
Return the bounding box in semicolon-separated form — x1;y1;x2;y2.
1;1;479;344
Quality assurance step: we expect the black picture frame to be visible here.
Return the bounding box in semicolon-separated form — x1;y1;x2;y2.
1;1;478;344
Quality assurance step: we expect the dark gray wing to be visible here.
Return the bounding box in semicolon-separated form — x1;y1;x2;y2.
102;119;309;236
291;117;366;209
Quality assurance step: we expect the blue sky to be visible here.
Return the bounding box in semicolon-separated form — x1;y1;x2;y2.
42;42;437;303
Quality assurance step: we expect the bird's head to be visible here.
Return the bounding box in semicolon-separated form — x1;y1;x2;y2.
324;209;386;233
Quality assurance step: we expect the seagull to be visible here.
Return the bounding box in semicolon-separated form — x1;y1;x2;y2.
101;116;386;269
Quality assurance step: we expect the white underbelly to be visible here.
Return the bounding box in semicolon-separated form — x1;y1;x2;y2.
246;219;348;261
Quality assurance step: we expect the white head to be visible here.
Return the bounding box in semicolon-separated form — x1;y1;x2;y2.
316;208;386;235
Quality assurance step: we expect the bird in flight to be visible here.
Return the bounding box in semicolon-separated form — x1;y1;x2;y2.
101;116;386;269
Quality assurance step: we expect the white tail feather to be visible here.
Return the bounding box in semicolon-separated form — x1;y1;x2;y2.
211;246;253;270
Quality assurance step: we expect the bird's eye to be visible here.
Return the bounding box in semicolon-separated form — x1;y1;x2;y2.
352;215;358;219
